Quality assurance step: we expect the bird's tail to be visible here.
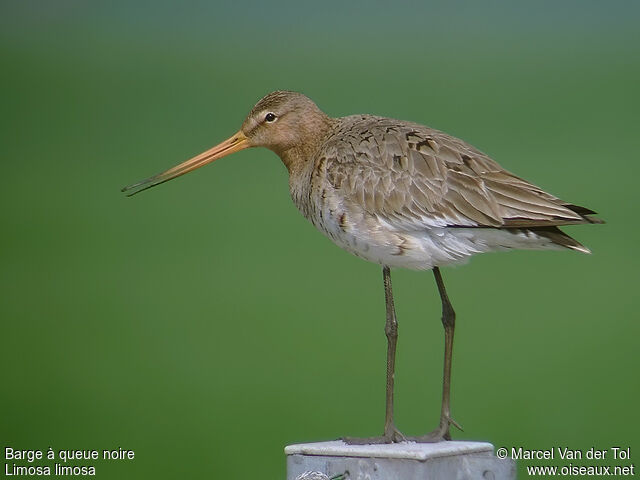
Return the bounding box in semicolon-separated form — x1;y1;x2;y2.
563;204;605;224
528;226;592;254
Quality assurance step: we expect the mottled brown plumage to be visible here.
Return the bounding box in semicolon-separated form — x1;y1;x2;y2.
301;113;599;265
322;115;596;227
123;90;601;443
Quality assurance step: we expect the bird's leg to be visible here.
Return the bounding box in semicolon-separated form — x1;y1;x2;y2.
381;265;405;441
343;266;406;444
410;266;462;443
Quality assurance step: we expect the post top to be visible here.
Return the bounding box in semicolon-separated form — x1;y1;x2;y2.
285;440;494;461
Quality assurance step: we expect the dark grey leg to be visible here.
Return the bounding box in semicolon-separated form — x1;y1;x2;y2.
381;265;404;441
410;266;462;442
343;266;405;444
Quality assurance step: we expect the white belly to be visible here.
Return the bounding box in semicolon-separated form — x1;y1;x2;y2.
307;206;562;270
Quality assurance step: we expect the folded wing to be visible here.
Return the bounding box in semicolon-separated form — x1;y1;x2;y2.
319;117;602;232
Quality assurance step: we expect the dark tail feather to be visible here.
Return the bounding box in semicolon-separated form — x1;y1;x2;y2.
530;226;591;254
564;204;605;224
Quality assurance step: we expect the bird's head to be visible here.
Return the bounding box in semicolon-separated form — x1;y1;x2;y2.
241;90;330;154
122;90;330;196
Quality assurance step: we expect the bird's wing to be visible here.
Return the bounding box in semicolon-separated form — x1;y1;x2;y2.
319;116;598;230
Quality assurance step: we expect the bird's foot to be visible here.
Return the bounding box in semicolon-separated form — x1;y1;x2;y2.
407;415;463;443
342;425;407;445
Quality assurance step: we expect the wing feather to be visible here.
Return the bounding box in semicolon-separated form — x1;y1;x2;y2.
317;116;600;230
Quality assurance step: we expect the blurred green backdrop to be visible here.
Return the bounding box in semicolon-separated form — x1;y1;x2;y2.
1;1;638;478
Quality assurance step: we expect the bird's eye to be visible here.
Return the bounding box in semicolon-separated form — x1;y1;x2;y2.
265;112;277;123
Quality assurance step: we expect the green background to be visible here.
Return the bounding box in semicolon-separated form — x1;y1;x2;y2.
1;1;638;478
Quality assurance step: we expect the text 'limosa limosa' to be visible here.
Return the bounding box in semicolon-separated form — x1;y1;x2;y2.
123;91;602;443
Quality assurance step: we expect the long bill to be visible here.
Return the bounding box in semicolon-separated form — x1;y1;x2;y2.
121;131;250;196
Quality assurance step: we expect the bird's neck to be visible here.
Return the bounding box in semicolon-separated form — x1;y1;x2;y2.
277;116;336;178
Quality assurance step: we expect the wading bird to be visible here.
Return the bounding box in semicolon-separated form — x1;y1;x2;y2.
123;91;601;443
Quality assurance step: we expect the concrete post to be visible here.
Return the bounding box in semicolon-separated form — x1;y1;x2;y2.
286;440;516;480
